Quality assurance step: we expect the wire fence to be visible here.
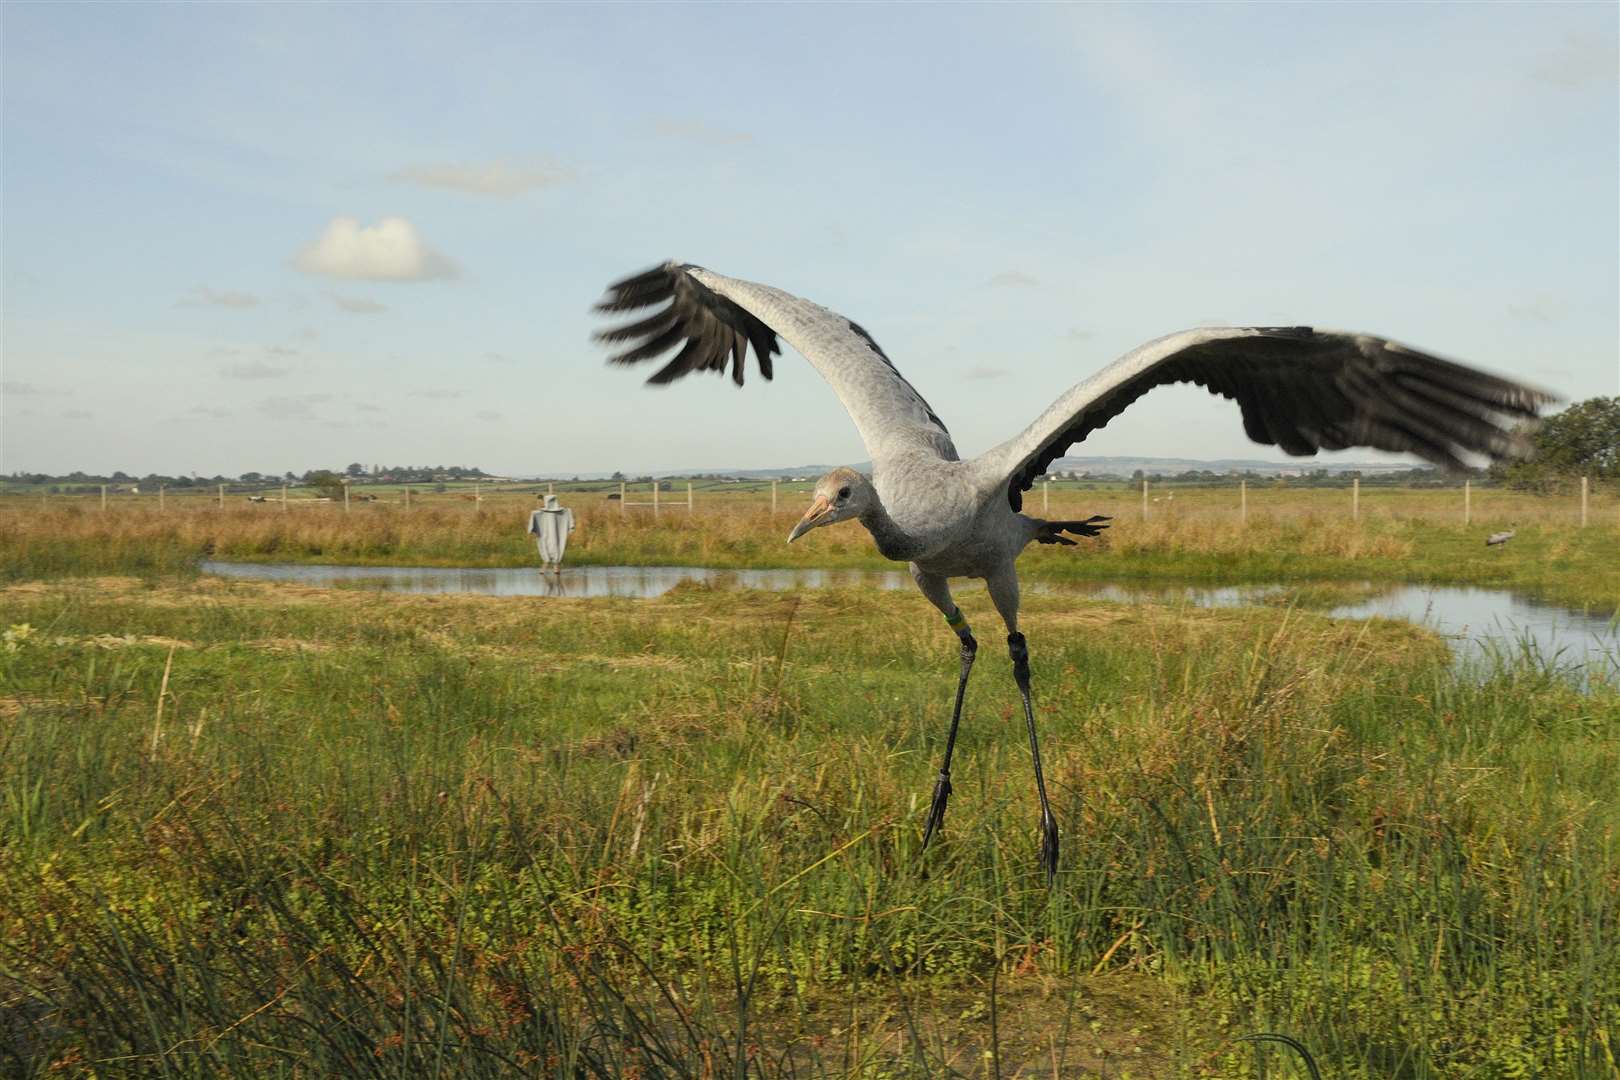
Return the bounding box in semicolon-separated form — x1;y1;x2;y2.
5;475;1617;531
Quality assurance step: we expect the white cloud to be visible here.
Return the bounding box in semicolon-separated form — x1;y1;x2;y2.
1531;31;1619;89
654;118;753;145
221;360;291;380
326;292;389;314
393;161;572;197
177;286;260;309
1507;294;1561;323
257;394;332;420
293;217;456;282
3;380;61;397
986;271;1039;288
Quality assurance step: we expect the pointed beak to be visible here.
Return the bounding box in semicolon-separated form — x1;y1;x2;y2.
787;495;834;543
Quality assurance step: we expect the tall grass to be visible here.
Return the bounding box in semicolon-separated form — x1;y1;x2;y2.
3;492;1617;608
2;578;1616;1076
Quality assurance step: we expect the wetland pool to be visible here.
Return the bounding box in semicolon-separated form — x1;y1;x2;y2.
202;561;1617;677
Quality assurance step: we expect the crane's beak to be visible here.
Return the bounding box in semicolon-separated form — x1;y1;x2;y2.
787;495;834;543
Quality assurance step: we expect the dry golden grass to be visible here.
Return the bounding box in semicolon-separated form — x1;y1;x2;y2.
2;483;1617;607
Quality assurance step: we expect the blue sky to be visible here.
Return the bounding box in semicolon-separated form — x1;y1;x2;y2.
3;2;1616;477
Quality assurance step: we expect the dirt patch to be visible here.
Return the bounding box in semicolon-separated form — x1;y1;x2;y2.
77;633;193;651
0;694;70;717
619;973;1232;1077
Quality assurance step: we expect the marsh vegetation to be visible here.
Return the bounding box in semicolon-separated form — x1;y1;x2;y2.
2;482;1616;605
0;494;1616;1077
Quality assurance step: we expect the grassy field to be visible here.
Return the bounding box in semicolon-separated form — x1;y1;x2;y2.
3;483;1617;609
1;494;1617;1077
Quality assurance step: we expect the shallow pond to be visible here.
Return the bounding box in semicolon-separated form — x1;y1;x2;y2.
201;561;1617;678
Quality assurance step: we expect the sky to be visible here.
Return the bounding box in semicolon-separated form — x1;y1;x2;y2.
3;2;1616;479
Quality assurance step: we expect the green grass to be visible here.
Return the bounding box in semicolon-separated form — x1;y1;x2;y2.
2;576;1616;1076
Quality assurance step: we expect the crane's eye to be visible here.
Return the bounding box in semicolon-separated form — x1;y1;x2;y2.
837;486;851;500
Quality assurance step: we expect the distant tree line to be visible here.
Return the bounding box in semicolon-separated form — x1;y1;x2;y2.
6;463;492;495
13;399;1613;495
1051;467;1465;489
1489;396;1618;493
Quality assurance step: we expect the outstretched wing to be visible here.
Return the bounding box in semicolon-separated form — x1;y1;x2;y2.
594;262;958;463
979;327;1554;510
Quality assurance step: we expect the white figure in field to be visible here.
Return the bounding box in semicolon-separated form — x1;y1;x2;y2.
527;494;575;573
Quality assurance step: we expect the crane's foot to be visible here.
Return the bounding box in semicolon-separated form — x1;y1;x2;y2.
1039;809;1060;885
922;771;952;849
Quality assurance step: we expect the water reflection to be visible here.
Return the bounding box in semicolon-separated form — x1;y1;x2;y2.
200;560;912;599
1060;580;1615;675
201;561;1616;677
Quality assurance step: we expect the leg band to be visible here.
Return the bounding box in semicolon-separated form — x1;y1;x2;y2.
1008;632;1030;681
944;607;967;629
1008;632;1028;661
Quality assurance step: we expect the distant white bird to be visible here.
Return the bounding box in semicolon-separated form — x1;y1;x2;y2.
594;262;1552;882
1486;529;1516;547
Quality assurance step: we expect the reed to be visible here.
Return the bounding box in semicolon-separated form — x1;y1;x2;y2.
2;576;1615;1076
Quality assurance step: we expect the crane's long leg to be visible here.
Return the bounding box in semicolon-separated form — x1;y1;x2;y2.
989;570;1058;884
912;568;976;850
923;624;976;848
1009;632;1059;883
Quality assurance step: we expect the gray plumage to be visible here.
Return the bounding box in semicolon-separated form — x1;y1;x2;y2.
1486;529;1516;547
594;260;1554;882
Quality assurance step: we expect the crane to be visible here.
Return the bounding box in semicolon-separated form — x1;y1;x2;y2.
594;261;1551;882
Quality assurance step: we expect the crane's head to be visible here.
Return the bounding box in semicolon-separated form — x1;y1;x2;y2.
788;468;873;543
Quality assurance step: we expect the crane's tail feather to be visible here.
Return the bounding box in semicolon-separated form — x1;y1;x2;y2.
1035;515;1111;545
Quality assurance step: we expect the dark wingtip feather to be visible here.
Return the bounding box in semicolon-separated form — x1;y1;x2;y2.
594;261;782;390
593;261;684;313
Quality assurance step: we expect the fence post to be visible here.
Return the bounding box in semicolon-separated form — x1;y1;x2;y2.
548;481;555;495
687;481;694;513
1464;479;1470;525
1581;475;1588;527
1240;479;1247;525
652;481;659;516
101;484;107;511
1352;477;1359;522
282;484;288;511
218;483;225;510
771;479;778;513
159;485;165;512
344;481;351;513
1142;478;1149;522
1042;480;1049;513
620;481;626;516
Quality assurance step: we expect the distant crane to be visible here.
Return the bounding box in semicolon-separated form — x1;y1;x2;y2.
1486;529;1516;547
594;261;1552;882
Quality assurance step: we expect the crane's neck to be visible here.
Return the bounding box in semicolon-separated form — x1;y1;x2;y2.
858;497;924;562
